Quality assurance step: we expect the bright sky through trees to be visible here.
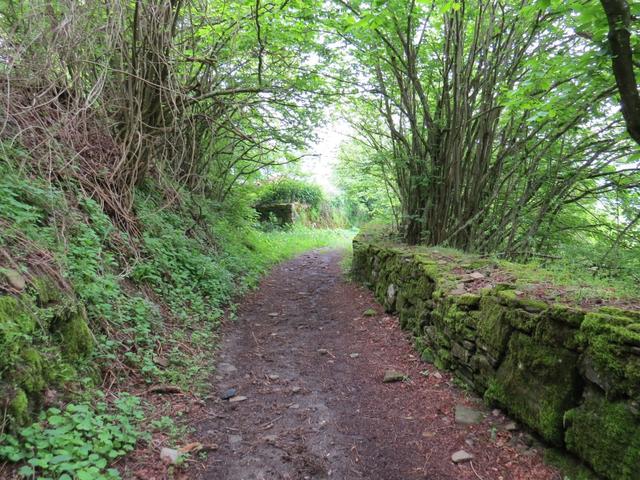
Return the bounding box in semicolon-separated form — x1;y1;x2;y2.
302;118;353;195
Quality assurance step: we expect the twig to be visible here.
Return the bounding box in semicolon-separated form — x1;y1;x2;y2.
259;414;283;430
147;385;183;395
470;461;485;480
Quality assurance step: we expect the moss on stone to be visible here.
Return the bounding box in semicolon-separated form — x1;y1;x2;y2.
508;308;539;333
543;448;600;480
496;289;548;313
534;315;581;351
413;255;441;282
421;346;435;363
32;276;63;306
437;302;474;338
452;293;481;310
597;307;640;322
476;296;512;360
434;348;452;370
352;229;640;474
14;348;46;394
549;305;585;328
565;391;640;480
8;388;29;426
55;308;93;359
485;333;580;445
578;312;640;398
471;353;495;392
0;295;36;339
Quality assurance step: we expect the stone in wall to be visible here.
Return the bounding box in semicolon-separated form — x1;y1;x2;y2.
352;231;640;480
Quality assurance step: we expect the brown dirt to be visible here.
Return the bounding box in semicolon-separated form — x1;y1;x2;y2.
190;249;562;480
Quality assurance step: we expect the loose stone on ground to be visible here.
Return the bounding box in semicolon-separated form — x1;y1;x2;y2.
383;370;407;383
451;450;474;463
454;405;484;425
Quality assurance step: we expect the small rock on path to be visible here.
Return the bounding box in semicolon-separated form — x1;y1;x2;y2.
383;370;407;383
455;404;484;425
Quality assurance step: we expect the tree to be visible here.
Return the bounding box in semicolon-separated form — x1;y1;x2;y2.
331;0;639;256
599;0;640;145
0;0;334;218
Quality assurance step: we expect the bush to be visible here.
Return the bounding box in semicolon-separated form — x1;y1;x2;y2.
255;178;324;208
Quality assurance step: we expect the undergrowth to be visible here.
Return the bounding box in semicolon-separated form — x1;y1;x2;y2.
0;394;144;480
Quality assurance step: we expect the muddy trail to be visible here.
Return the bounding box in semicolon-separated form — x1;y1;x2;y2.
194;249;561;480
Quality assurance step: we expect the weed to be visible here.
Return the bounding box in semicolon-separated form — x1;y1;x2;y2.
0;394;145;479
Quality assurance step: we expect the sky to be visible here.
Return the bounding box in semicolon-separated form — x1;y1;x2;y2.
300;117;353;196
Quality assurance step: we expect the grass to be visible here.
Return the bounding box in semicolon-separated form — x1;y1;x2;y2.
434;246;638;307
357;224;640;308
258;226;354;261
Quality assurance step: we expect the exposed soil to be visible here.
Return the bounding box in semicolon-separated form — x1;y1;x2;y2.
191;249;562;480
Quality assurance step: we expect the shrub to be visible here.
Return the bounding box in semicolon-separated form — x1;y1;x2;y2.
255;178;324;208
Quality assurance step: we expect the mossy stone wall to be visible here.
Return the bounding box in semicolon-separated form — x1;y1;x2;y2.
353;234;640;480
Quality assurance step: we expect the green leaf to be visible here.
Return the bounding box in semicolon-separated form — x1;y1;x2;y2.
17;465;35;477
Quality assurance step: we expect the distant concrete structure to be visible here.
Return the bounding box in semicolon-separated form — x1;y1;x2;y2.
255;203;306;225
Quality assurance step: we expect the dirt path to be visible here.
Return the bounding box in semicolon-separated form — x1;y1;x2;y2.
194;249;561;480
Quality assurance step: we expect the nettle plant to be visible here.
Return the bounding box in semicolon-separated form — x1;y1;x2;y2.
0;394;145;480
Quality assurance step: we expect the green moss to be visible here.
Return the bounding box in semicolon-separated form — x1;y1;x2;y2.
471;353;495;391
597;307;640;322
549;305;585;328
32;276;63;305
485;333;580;445
436;302;475;339
434;348;452;370
55;308;94;359
421;346;435;363
14;348;45;394
413;255;441;281
534;314;581;351
578;312;640;397
363;308;376;317
508;308;539;333
543;448;600;480
452;293;481;309
8;388;29;425
496;289;548;313
476;296;512;359
565;392;640;480
0;295;36;338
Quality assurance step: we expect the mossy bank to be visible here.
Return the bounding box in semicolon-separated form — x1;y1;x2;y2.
352;228;640;480
0;156;353;478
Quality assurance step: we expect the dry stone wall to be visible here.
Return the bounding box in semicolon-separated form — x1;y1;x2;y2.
352;233;640;480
